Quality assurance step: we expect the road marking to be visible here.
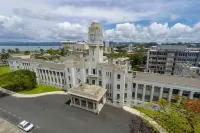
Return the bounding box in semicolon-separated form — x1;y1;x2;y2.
18;117;21;119
13;114;16;117
36;126;40;128
8;112;11;114
3;110;6;112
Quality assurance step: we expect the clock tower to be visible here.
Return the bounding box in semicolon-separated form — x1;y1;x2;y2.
88;20;104;63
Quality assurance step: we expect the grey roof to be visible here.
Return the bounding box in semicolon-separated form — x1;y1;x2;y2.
68;84;107;101
7;56;22;60
134;72;200;88
59;55;80;61
39;63;65;70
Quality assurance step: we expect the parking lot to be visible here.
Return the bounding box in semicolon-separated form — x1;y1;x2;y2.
0;107;40;133
0;117;23;133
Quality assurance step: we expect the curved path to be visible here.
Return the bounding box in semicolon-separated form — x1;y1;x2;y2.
0;87;68;98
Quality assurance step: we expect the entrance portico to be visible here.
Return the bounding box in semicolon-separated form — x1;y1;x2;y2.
68;83;107;114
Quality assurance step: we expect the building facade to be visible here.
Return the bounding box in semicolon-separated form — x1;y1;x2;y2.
8;21;200;109
146;45;200;75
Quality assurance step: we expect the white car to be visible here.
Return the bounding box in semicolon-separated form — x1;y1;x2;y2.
18;120;34;132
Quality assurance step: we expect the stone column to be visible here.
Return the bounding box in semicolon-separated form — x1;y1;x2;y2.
189;91;194;99
70;96;73;106
79;98;82;107
142;85;146;101
150;86;154;102
179;90;183;96
134;84;138;100
86;99;88;109
159;87;163;99
178;90;183;103
168;88;173;101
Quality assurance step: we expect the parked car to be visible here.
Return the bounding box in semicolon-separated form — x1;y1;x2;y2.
18;120;34;132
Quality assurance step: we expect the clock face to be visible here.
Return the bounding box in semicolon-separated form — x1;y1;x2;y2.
90;34;95;41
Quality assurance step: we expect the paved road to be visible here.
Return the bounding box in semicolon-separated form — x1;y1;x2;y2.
0;92;148;133
0;117;24;133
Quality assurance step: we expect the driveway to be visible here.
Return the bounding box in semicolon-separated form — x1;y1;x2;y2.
0;92;149;133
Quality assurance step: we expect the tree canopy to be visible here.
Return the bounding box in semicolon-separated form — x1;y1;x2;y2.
0;70;37;92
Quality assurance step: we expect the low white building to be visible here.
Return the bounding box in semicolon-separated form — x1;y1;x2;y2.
68;83;107;114
7;20;200;113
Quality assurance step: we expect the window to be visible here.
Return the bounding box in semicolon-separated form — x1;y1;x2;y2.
93;69;96;74
68;76;71;80
125;84;128;89
50;71;52;74
92;80;95;85
67;68;70;72
117;94;120;99
86;69;88;74
117;74;121;79
53;71;56;75
55;78;57;83
69;84;71;88
61;73;64;76
86;79;89;84
57;72;59;75
117;84;120;90
109;84;111;89
81;100;86;107
133;83;136;88
88;101;93;109
99;81;102;86
99;70;101;76
110;72;111;77
77;68;80;72
62;79;64;84
124;93;127;99
75;98;80;105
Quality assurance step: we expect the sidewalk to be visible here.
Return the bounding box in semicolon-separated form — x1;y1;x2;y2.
0;87;68;98
0;117;24;133
123;106;167;133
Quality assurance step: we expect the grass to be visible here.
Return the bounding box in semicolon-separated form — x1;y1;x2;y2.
0;66;11;75
19;84;63;94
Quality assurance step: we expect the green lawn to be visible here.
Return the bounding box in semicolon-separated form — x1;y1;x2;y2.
19;84;63;94
0;66;11;75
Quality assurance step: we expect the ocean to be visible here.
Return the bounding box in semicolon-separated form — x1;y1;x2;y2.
0;46;61;51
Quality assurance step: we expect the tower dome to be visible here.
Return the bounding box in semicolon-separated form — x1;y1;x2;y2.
92;20;99;23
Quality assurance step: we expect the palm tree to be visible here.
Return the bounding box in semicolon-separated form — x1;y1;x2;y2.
1;48;6;53
7;49;12;53
40;49;44;55
15;48;20;53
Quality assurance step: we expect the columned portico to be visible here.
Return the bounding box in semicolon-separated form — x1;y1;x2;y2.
68;84;107;114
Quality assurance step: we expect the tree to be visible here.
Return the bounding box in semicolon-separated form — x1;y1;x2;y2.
15;48;20;53
1;48;5;53
153;97;200;133
7;49;12;53
60;48;67;56
40;49;44;55
0;70;37;91
24;50;30;55
46;48;55;55
129;115;157;133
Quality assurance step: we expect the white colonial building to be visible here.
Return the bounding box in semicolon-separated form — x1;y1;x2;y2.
7;20;200;113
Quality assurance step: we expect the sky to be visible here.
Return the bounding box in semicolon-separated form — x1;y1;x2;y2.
0;0;200;43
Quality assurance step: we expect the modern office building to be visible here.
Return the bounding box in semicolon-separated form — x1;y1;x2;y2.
8;21;200;112
146;45;200;75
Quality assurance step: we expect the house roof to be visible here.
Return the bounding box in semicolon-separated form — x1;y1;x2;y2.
68;84;107;101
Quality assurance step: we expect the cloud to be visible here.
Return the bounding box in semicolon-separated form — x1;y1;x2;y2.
105;22;200;43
